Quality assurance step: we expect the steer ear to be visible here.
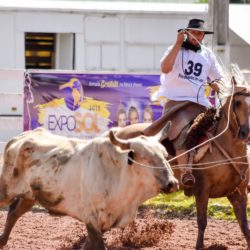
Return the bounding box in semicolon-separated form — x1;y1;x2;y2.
109;130;130;150
15;139;35;170
155;121;171;142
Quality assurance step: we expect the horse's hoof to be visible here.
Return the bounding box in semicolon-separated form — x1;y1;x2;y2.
184;187;193;196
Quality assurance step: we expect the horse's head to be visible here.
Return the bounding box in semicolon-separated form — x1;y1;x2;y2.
232;86;250;141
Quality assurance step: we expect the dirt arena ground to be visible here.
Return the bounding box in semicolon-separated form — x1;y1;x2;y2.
0;207;248;250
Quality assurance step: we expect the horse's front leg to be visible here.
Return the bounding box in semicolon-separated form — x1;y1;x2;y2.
195;189;209;250
0;198;35;247
227;190;250;248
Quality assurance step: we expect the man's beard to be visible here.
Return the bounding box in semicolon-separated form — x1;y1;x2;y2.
182;40;201;52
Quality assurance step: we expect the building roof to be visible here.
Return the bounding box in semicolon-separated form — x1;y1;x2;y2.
0;0;208;14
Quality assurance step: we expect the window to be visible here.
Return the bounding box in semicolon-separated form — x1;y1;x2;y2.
25;33;56;69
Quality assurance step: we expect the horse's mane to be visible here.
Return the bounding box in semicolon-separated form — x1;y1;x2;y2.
218;63;250;106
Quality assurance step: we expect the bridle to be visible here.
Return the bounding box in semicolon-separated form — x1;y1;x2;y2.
232;90;250;138
218;86;250;140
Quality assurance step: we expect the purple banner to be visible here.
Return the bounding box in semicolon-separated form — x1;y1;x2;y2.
24;71;163;139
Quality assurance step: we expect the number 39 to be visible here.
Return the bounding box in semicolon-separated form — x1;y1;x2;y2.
184;61;203;77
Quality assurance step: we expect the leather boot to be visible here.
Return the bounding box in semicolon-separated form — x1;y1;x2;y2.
176;149;195;187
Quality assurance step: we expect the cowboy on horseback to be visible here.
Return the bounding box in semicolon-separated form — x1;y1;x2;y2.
152;18;225;187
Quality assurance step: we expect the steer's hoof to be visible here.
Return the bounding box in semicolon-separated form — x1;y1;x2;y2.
0;235;8;248
83;239;106;250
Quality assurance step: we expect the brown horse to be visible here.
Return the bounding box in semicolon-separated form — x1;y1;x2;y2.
113;81;250;249
185;84;250;249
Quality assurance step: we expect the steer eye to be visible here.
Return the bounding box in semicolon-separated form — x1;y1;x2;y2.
13;168;19;177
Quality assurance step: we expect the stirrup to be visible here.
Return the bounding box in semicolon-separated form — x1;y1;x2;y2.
181;172;195;187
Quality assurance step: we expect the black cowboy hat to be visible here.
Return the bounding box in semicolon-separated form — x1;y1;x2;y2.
178;18;214;34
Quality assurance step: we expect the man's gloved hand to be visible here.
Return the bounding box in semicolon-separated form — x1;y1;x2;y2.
210;81;220;93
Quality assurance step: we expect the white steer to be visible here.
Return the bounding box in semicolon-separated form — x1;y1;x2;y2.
0;124;178;250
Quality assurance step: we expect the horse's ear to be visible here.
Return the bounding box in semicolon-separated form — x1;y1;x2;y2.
232;76;237;86
232;76;247;94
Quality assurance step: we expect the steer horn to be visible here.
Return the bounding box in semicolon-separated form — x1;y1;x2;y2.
159;121;171;142
109;130;130;150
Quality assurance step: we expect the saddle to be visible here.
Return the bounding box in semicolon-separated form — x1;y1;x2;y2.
161;101;217;160
185;108;217;149
186;107;218;163
163;100;206;141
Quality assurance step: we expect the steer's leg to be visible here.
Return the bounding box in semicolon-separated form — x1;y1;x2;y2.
0;198;35;247
195;189;209;250
83;223;106;250
227;190;250;248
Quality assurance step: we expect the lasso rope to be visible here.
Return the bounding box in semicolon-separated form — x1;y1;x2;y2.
127;153;250;170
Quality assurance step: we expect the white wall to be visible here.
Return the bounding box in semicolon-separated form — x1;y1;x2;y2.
0;7;207;72
230;30;250;70
83;14;203;72
0;69;23;151
0;13;15;68
56;33;74;69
